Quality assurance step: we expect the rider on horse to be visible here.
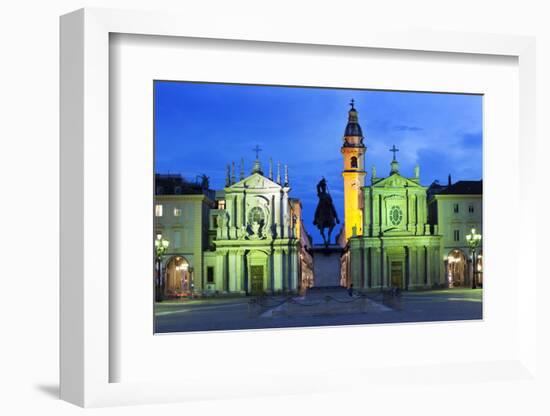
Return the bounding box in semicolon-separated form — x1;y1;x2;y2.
313;177;340;247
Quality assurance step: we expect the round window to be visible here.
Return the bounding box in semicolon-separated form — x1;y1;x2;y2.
389;205;403;226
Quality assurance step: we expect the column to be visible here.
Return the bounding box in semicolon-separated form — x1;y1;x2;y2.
235;251;243;292
271;194;276;238
364;191;371;237
373;194;380;235
351;245;362;289
242;192;247;228
409;247;417;288
406;247;412;290
434;246;442;285
215;254;224;291
414;195;420;234
425;246;431;287
444;260;449;287
380;247;386;288
407;191;413;232
360;243;366;288
282;190;289;238
228;252;239;292
273;248;283;292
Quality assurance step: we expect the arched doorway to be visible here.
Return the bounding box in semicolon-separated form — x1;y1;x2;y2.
446;249;467;287
165;256;191;295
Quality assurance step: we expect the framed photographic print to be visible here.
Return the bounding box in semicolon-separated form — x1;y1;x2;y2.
152;81;484;335
60;8;538;408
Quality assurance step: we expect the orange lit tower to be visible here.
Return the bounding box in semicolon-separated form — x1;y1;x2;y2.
341;100;366;241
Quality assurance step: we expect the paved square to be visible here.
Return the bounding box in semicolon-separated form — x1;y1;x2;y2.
155;288;482;333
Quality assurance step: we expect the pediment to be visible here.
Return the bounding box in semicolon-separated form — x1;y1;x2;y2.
372;173;423;189
227;173;283;191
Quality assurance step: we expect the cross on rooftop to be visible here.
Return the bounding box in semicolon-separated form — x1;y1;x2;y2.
390;144;399;161
252;145;262;159
350;99;355;109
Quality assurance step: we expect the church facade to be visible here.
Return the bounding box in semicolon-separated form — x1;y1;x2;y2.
155;157;313;298
202;158;306;295
339;104;444;290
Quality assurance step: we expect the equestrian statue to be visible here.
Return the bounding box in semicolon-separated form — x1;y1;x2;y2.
313;177;340;247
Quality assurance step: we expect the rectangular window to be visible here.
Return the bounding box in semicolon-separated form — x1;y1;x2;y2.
453;229;460;241
207;266;215;284
173;231;181;248
173;207;182;217
218;200;225;210
453;203;459;213
468;204;474;213
155;204;163;217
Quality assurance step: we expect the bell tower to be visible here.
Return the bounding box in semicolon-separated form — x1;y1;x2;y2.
341;100;366;240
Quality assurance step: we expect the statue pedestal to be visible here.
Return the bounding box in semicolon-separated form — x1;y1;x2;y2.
311;244;344;288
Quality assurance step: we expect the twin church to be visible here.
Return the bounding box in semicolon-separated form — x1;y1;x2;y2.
337;102;444;290
154;102;482;297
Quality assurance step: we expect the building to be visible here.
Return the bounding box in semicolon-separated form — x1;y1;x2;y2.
339;104;444;290
155;157;313;298
428;180;483;287
154;174;215;296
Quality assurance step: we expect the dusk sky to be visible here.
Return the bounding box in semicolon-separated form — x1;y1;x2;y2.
155;81;483;244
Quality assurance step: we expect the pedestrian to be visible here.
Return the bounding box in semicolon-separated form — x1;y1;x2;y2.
348;283;354;297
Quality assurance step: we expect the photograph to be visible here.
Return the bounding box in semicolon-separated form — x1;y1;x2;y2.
153;81;483;333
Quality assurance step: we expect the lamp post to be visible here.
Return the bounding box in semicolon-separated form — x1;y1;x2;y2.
465;228;482;289
155;233;169;302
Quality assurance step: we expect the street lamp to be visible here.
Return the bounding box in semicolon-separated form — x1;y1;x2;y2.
154;233;169;302
465;228;482;289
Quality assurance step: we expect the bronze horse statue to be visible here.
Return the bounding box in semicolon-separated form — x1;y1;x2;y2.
313;178;340;247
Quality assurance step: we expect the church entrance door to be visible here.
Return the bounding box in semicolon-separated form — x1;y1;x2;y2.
250;265;264;295
390;261;404;289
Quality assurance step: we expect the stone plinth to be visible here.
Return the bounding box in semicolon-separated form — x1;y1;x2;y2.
311;245;344;287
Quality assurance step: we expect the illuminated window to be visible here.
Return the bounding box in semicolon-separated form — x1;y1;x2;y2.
174;207;182;217
207;266;215;284
468;204;474;213
155;204;163;217
218;200;225;210
453;203;459;213
453;229;460;241
350;156;358;168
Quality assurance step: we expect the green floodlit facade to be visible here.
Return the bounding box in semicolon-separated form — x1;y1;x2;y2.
339;106;482;291
341;159;444;290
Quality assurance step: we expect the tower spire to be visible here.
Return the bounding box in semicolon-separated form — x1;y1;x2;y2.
269;158;273;180
341;100;367;241
343;99;364;146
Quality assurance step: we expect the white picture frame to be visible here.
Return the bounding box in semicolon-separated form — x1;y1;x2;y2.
60;8;538;408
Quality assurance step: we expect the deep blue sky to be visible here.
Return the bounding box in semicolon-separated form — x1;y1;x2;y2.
155;81;482;243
